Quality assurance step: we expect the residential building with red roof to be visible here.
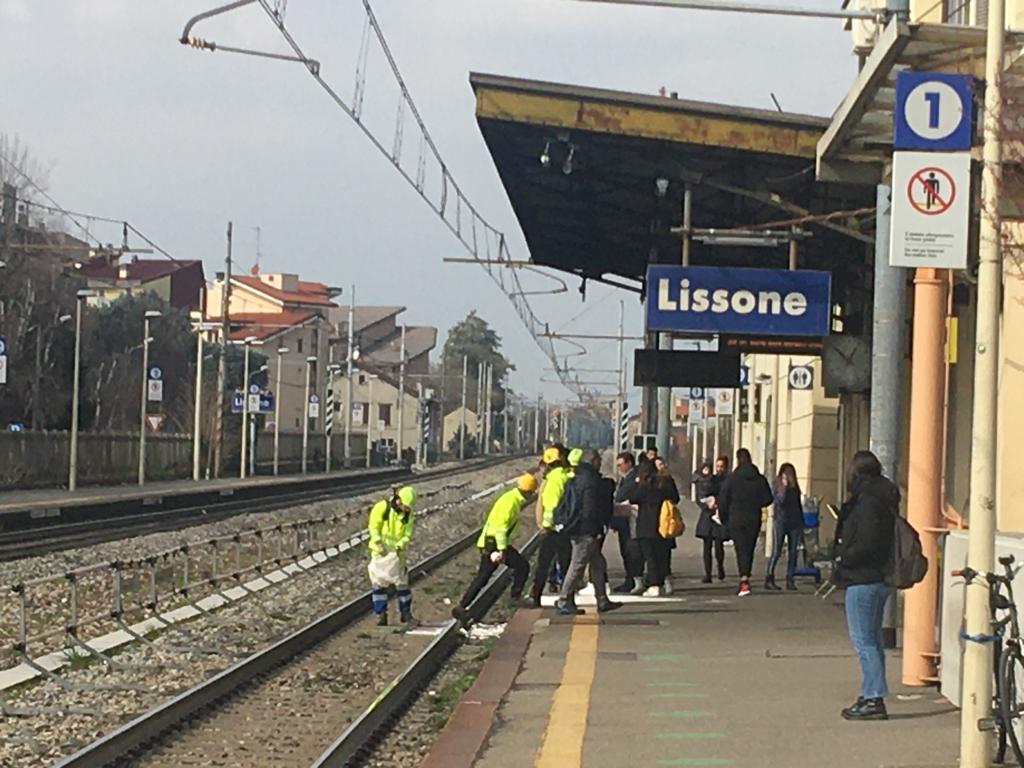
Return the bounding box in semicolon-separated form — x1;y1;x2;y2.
78;258;205;311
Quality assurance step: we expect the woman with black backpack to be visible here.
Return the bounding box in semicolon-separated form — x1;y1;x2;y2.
834;450;898;722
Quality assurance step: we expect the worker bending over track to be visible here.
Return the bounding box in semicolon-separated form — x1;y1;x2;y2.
367;486;417;627
452;473;538;622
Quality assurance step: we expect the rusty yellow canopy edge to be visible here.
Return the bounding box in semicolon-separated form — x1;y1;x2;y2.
475;87;821;158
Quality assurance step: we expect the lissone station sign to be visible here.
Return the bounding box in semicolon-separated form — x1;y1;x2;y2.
645;265;832;337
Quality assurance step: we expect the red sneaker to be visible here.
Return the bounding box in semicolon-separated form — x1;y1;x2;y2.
737;581;752;597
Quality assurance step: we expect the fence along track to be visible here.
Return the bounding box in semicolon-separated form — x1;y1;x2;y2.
0;457;519;689
54;522;532;768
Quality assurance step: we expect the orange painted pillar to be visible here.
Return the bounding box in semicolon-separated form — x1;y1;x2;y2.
902;267;948;686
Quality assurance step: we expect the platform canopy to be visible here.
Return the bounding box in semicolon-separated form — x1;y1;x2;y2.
471;73;877;318
817;20;1024;186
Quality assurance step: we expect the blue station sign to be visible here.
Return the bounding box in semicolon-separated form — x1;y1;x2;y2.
646;266;832;337
894;71;974;151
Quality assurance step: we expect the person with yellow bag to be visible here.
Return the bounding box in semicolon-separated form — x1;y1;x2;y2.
367;486;416;626
452;473;538;622
623;461;680;596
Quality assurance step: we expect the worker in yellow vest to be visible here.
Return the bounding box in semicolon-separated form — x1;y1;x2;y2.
368;486;416;626
527;447;573;607
453;473;538;621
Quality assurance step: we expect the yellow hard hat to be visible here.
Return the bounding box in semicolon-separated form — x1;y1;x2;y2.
397;486;416;509
568;448;583;467
542;446;561;464
517;473;539;494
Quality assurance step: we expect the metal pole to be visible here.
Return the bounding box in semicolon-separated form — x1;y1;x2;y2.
301;357;312;474
367;376;374;468
214;222;232;479
534;398;541;453
476;361;484;449
566;0;878;20
460;355;467;460
416;382;424;466
961;0;1005;759
191;325;203;482
869;183;905;649
249;409;256;476
545;402;551;444
618;300;626;450
138;316;151;486
273;348;284;476
240;341;251;480
485;364;493;454
503;378;510;453
69;295;85;491
397;325;406;461
344;285;355;467
325;368;333;474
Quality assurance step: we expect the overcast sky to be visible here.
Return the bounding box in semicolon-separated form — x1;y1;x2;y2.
1;0;857;404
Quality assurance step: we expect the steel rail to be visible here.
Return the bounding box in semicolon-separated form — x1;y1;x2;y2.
0;458;510;560
53;521;520;768
310;530;541;767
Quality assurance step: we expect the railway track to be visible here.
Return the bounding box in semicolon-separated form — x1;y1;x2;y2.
0;457;510;560
54;525;539;768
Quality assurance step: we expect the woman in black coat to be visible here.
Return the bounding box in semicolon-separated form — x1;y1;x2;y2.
694;461;727;583
625;461;680;595
834;450;898;722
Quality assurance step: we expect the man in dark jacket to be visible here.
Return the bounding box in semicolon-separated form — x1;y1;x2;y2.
556;449;621;615
719;448;773;597
609;451;640;592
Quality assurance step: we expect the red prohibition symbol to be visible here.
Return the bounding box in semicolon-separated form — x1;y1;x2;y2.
907;166;956;215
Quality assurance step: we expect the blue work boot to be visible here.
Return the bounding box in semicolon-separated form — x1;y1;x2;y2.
556;601;584;616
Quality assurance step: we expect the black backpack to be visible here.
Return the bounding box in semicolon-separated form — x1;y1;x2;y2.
886;514;928;590
553;478;583;534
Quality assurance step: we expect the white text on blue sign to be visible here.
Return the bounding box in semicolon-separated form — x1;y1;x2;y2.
645;266;831;337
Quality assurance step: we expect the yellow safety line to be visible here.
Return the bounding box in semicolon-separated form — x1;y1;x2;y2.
535;617;599;767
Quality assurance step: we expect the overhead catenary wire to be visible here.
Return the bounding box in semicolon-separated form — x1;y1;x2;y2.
179;0;590;398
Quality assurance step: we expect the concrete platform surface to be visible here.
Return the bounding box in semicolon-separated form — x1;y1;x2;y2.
471;537;958;768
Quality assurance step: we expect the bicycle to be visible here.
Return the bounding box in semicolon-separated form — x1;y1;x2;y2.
953;554;1024;765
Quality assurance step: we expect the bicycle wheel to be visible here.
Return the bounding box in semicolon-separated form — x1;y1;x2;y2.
1000;644;1024;765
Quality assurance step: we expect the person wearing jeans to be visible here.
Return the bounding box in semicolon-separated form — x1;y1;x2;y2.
845;581;891;704
833;450;898;721
766;463;804;591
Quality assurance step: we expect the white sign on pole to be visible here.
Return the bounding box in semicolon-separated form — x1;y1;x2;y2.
352;402;365;423
714;389;734;416
890;151;970;269
0;355;7;385
689;398;705;428
788;365;814;391
308;393;320;419
247;393;261;412
147;379;163;402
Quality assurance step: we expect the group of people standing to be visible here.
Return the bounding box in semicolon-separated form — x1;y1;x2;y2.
693;449;806;597
363;445;904;723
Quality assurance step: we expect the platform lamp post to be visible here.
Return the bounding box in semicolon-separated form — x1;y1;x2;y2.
272;346;289;476
189;313;218;483
137;310;162;487
343;344;360;468
68;289;95;491
301;355;317;474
